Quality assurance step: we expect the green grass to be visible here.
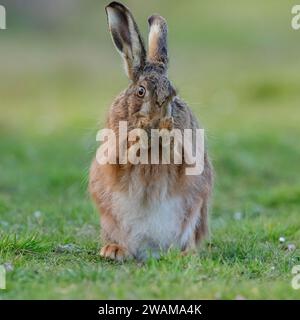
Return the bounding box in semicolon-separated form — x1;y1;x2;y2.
1;0;300;299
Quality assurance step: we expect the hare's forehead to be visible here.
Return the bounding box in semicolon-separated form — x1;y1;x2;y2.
139;73;171;92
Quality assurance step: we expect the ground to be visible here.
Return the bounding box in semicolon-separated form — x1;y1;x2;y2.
0;0;300;299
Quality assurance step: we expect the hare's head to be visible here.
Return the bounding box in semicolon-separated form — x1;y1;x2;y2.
105;2;176;120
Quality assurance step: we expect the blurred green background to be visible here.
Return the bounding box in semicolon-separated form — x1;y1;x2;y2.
0;0;300;299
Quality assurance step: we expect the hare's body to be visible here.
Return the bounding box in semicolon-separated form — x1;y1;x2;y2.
90;162;188;260
89;2;213;261
89;96;213;260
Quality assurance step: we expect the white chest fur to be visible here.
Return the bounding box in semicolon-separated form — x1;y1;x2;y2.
111;180;187;259
108;167;201;259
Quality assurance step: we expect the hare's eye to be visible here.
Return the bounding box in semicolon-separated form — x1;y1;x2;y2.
137;86;146;98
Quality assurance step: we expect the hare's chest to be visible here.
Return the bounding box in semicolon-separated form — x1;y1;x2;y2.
112;190;185;258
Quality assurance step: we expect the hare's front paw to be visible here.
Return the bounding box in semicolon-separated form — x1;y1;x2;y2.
100;244;130;262
136;117;151;130
159;116;174;131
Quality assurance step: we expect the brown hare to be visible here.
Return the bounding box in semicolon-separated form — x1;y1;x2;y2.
89;1;213;261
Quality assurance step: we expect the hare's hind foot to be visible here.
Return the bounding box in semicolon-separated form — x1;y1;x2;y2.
100;244;130;262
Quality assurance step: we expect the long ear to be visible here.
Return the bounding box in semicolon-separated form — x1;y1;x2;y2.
147;15;168;69
105;2;146;81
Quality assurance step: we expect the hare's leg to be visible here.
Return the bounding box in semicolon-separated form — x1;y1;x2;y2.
179;202;201;254
195;199;209;245
99;214;132;262
181;200;209;256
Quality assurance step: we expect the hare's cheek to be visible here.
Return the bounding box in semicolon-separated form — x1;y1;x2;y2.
129;98;144;115
130;101;143;115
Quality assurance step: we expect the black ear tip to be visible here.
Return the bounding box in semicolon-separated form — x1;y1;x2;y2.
106;1;126;11
148;15;155;26
148;14;167;26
